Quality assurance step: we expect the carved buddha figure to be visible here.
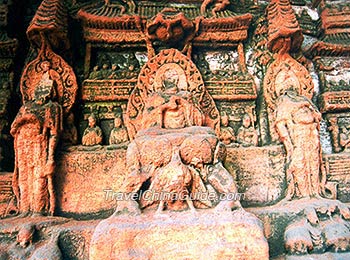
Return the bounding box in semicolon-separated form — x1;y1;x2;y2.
108;64;119;79
219;112;236;145
141;68;203;130
339;125;350;153
100;63;110;79
109;115;129;145
89;65;101;80
237;113;258;147
82;114;103;146
119;49;241;214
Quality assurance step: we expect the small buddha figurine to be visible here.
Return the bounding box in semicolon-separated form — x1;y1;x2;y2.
108;64;119;79
236;113;258;147
62;112;78;145
99;63;110;79
339;125;350;153
82;114;103;146
109;114;129;145
219;112;236;145
89;65;102;80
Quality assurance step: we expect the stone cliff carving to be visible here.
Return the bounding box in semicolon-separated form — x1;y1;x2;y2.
275;88;325;199
82;114;103;146
10;39;77;216
237;113;258;147
118;48;240;213
2;0;350;259
109;112;129;145
126;48;220;140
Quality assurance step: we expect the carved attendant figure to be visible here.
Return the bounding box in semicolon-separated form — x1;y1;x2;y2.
109;114;129;145
82;114;103;146
99;63;110;79
219;112;236;145
339;125;350;153
108;64;119;79
88;65;101;80
237;113;258;147
275;87;323;199
11;60;62;216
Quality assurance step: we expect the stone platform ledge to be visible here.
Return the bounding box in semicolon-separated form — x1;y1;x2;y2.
3;201;349;259
0;216;70;234
89;208;269;260
0;216;98;260
248;198;350;258
272;252;350;260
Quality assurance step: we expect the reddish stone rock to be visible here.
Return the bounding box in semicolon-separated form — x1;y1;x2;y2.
89;209;269;260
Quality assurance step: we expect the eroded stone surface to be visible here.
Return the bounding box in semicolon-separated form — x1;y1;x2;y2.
55;147;127;218
90;209;269;260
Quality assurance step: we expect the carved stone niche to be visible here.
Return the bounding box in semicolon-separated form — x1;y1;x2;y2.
89;47;269;260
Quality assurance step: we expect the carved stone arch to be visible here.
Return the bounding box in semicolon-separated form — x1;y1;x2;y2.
126;48;219;139
20;42;78;115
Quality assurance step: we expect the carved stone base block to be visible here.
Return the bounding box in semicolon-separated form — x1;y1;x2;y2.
54;145;287;217
89;209;269;260
55;147;128;218
226;145;286;206
251;198;350;258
